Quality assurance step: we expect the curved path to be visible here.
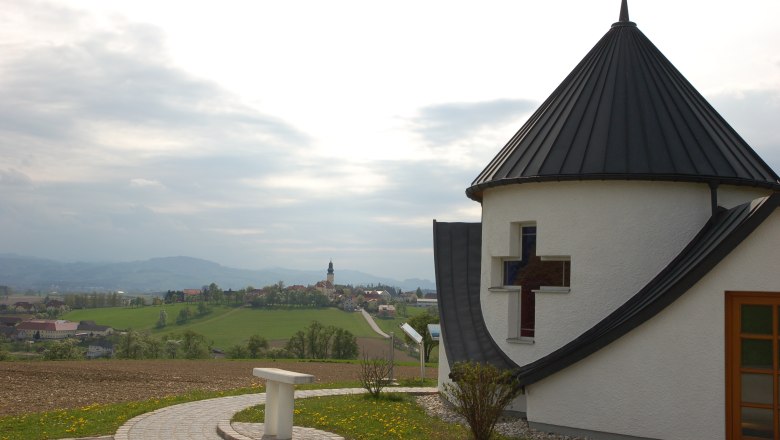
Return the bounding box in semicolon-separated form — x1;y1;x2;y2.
114;387;437;440
360;308;389;338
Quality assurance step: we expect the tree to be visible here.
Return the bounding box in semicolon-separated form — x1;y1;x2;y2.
117;330;143;359
197;301;209;316
405;309;440;362
176;307;192;325
331;328;358;359
142;334;163;358
285;322;358;360
396;301;408;317
44;339;83;360
207;283;223;305
181;330;209;359
415;287;423;298
156;309;168;329
285;330;306;359
247;334;268;358
164;339;181;359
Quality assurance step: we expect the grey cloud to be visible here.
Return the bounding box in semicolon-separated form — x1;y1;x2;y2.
709;89;780;172
0;168;32;186
0;10;307;153
413;98;537;145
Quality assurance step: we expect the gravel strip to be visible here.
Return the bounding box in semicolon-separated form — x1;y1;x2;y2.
416;394;588;440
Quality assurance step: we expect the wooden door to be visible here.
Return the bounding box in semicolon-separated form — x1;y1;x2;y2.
727;292;780;440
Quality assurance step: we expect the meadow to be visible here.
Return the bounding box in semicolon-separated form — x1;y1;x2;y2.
370;306;428;336
63;305;378;349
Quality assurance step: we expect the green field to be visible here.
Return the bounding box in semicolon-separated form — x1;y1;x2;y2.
63;305;377;348
370;306;429;336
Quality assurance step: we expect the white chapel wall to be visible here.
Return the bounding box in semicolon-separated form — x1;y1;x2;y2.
525;209;780;440
480;180;718;364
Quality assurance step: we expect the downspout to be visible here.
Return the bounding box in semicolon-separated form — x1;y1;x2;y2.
709;182;719;216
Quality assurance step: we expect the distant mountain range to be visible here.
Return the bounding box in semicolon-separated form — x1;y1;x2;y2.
0;254;435;294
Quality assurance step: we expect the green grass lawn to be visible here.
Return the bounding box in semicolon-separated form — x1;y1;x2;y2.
370;306;428;336
63;306;377;348
0;386;265;440
233;392;470;440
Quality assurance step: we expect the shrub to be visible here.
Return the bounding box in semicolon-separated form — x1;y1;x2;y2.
247;334;268;358
44;339;84;360
265;347;291;359
176;307;192;324
443;362;521;440
358;353;393;398
226;343;249;359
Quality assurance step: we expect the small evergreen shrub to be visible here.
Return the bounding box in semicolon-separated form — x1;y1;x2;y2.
443;361;521;440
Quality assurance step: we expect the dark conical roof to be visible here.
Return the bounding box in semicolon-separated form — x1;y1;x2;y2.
467;8;780;201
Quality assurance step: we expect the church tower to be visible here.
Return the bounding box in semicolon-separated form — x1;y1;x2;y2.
326;260;334;286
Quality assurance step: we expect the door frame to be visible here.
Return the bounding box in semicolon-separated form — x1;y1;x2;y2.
725;291;780;440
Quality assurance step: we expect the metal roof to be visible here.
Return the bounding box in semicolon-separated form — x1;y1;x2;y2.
432;194;780;384
467;3;780;201
432;221;519;371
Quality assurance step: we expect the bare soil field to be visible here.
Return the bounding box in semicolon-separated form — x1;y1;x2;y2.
0;360;437;417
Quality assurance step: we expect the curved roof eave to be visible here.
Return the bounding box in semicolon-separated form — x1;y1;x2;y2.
432;194;779;384
513;192;780;386
466;174;780;202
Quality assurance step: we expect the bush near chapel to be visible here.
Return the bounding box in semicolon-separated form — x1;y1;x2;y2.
444;361;521;440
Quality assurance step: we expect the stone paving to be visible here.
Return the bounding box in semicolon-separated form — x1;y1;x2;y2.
112;387;437;440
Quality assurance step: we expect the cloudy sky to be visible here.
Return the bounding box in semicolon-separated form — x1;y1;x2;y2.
1;0;778;281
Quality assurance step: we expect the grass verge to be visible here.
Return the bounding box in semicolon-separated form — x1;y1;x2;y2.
0;379;438;440
233;392;469;440
0;385;261;440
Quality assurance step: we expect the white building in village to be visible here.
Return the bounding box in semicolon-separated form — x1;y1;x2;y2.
434;2;780;440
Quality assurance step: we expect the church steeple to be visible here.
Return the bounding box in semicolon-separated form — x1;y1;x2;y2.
326;260;334;286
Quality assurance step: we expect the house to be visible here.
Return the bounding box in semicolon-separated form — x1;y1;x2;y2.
12;302;35;313
412;298;437;308
339;295;357;312
377;304;396;318
86;342;114;359
399;292;418;303
433;3;780;440
364;290;391;301
77;320;114;337
16;320;79;339
45;299;69;314
182;289;201;300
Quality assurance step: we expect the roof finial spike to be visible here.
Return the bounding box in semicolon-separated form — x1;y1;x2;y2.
619;0;630;22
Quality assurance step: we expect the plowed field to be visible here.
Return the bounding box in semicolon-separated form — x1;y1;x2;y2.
0;360;437;417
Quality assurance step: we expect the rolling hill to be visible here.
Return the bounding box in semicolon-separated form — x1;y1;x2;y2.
0;254;435;293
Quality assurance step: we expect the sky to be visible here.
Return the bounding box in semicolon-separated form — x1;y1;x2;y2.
1;0;778;281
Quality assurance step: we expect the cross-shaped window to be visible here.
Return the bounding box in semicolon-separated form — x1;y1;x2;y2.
504;226;570;338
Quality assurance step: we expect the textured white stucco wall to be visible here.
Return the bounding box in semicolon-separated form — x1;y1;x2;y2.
479;181;770;366
525;208;780;440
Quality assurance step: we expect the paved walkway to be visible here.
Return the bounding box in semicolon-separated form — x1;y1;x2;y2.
113;387;437;440
360;308;389;338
